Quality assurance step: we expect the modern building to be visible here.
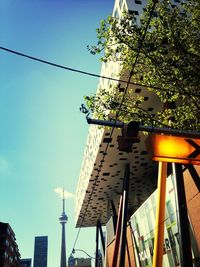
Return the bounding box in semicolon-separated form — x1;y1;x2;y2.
59;188;68;267
33;236;48;267
68;255;91;267
20;258;32;267
129;174;200;267
0;222;21;267
75;0;158;228
75;0;200;266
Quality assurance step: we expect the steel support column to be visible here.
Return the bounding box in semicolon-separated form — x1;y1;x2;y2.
95;220;100;267
111;195;123;267
111;200;118;233
129;222;142;267
172;163;193;267
98;220;105;258
111;164;130;267
119;164;130;267
187;164;200;192
152;161;167;267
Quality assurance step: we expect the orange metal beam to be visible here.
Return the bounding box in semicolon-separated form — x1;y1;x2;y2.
152;161;167;267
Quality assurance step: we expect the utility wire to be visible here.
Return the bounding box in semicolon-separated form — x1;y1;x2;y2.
0;45;161;91
71;0;158;252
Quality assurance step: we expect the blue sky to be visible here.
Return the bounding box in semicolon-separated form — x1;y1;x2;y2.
0;1;113;266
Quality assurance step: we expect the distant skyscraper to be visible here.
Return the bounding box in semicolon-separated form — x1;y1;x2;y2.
68;257;91;267
20;258;32;267
59;188;68;267
33;236;48;267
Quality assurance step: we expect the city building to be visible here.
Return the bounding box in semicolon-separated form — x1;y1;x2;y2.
73;258;91;267
33;236;48;267
75;0;200;266
20;258;32;267
129;174;200;267
68;255;91;267
0;222;21;267
59;188;68;267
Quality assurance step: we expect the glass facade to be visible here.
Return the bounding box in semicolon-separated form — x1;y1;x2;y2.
130;175;199;267
33;236;48;267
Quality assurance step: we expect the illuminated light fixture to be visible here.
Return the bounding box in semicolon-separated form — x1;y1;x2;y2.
146;134;200;165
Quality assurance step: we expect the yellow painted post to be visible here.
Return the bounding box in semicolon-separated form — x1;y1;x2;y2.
152;161;167;267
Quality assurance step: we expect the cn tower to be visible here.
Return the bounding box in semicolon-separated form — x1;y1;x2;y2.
59;188;68;267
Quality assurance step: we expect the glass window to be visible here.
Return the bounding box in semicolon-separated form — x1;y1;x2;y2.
130;175;199;266
135;0;142;4
166;200;176;224
128;10;139;16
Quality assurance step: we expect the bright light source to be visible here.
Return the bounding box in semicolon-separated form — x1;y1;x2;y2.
146;134;200;165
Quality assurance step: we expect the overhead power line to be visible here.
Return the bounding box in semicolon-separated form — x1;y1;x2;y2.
0;46;161;91
71;0;158;252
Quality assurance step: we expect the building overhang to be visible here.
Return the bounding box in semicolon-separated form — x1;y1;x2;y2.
76;126;158;227
75;66;165;227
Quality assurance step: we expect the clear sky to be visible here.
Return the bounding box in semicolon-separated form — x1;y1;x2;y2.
0;1;114;266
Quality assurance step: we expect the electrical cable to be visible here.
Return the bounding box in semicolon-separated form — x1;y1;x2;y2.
0;45;162;91
71;0;158;253
72;249;96;260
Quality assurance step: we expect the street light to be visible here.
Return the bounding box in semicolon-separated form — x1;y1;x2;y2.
72;248;95;260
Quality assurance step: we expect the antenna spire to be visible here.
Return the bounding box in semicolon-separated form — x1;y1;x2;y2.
62;188;65;213
59;187;68;267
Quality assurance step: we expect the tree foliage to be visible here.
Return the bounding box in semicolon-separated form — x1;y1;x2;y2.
83;0;200;131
